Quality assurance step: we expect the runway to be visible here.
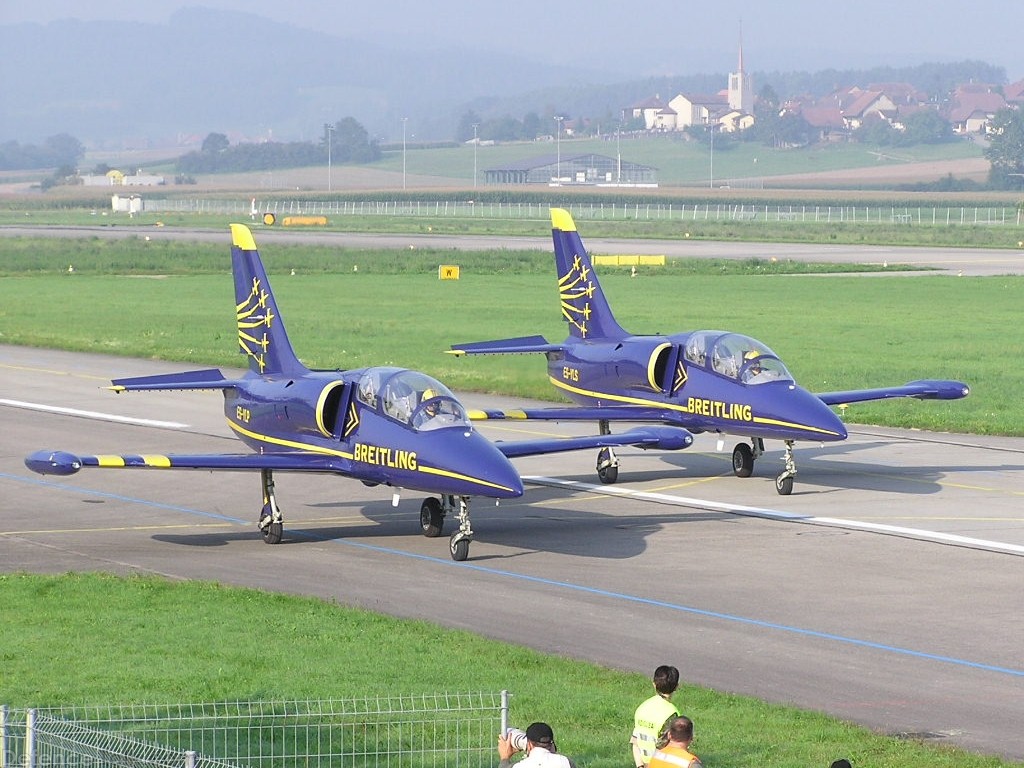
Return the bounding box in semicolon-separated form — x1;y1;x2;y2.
3;223;1024;276
2;345;1023;760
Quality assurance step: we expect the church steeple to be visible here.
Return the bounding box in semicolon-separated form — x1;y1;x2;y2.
728;21;753;113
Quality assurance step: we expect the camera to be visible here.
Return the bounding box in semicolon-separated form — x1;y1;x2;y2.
505;728;528;752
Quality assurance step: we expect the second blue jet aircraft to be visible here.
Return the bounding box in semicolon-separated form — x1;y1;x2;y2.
450;208;969;495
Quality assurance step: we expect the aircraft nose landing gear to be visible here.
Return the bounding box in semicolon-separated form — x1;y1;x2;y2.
775;440;796;495
448;496;473;562
596;419;619;484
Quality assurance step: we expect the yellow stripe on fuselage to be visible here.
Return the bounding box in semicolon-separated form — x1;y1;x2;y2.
226;419;516;493
548;376;843;438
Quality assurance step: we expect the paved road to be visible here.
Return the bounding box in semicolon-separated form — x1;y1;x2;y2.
2;346;1022;760
3;224;1024;276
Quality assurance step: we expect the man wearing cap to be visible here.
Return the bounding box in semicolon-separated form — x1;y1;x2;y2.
498;722;574;768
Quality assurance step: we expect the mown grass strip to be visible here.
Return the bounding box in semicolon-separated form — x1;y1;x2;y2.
0;573;1013;768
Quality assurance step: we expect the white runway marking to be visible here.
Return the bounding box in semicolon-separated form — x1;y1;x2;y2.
524;475;1024;556
0;399;189;430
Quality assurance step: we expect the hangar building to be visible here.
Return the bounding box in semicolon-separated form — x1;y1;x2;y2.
484;153;657;186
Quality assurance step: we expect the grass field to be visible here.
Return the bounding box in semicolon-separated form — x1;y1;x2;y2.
1;572;1016;768
0;238;1014;436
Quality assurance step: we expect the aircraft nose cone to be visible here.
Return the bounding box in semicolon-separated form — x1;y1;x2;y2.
441;430;523;498
481;442;525;498
806;390;848;441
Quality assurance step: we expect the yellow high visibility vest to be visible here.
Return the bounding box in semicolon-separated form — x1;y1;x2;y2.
632;695;678;764
649;743;700;768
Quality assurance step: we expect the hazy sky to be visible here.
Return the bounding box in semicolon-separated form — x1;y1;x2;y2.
4;0;1023;79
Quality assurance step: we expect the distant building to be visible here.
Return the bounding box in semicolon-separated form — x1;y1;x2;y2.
728;26;754;113
81;169;165;186
946;84;1009;134
484;153;657;186
627;30;754;133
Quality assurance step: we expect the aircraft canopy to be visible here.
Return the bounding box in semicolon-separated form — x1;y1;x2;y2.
684;331;793;385
357;368;470;430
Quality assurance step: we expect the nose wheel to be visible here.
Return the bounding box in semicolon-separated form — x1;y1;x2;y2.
596;419;620;484
447;496;473;561
775;440;796;495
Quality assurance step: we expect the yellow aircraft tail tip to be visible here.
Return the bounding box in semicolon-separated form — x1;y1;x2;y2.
230;223;258;251
550;208;577;232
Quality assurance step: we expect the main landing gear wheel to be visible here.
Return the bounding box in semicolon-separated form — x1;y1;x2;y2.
419;497;445;537
732;443;754;477
257;468;284;544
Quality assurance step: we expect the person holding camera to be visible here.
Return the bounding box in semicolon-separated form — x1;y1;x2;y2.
497;722;575;768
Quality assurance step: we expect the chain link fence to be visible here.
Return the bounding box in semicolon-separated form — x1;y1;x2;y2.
2;692;510;768
140;198;1024;227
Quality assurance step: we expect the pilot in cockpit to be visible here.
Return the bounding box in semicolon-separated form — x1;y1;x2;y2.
744;350;763;376
421;388;439;417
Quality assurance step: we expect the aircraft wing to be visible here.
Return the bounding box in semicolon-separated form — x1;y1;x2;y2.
815;379;970;406
109;368;243;392
448;336;563;356
469;405;692;427
493;425;694;458
26;450;350;477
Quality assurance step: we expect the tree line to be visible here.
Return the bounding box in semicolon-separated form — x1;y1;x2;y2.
176;118;380;174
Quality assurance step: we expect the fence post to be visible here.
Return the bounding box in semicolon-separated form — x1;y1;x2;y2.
500;690;510;737
24;710;34;768
185;750;197;768
1;705;7;768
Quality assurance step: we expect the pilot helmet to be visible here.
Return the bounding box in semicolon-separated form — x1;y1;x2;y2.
744;350;761;361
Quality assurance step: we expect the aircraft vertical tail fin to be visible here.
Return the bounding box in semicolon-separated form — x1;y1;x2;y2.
551;208;628;341
230;224;307;377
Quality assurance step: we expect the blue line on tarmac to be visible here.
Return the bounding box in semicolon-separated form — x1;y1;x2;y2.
7;471;1022;679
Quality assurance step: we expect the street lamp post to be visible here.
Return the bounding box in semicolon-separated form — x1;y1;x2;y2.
401;117;408;190
554;115;564;183
472;123;479;187
325;123;334;192
708;122;715;189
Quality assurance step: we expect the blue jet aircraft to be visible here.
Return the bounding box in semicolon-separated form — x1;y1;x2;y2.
26;224;692;560
450;208;969;496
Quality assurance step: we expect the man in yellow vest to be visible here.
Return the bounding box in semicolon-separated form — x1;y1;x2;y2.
630;665;680;767
647;716;701;768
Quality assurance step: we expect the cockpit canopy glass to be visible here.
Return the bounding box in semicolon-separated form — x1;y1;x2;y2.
357;368;469;430
685;331;792;385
